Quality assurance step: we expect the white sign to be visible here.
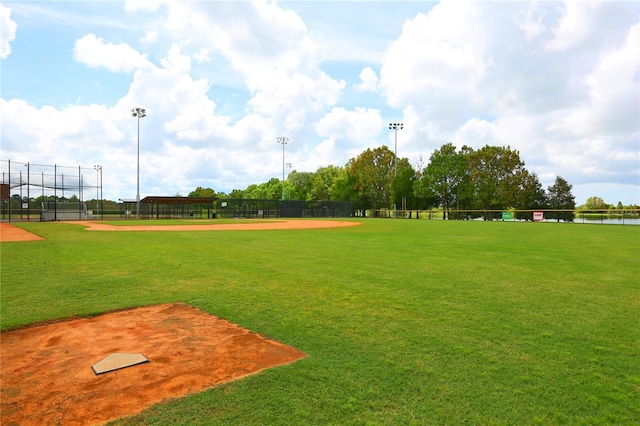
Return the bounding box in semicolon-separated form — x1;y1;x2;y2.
22;203;28;209
533;211;544;222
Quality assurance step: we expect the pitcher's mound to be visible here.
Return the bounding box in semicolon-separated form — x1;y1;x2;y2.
0;303;306;425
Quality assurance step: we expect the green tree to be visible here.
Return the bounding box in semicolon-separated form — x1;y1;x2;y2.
349;146;396;214
244;180;282;200
229;189;245;198
547;176;575;222
467;145;529;219
287;171;315;201
331;167;363;215
188;187;216;198
584;196;607;210
244;184;259;199
310;166;342;201
392;159;417;212
415;142;468;219
514;172;547;220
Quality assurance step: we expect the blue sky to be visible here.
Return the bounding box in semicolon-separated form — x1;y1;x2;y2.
1;0;639;205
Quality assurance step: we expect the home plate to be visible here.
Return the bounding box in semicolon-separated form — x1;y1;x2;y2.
92;353;150;375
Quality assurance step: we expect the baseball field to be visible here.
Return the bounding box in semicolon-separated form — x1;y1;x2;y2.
1;218;638;425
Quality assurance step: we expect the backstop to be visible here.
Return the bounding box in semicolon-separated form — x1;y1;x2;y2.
1;159;102;222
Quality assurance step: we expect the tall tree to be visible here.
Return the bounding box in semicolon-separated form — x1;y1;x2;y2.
229;189;245;199
188;187;216;198
547;176;575;222
349;146;396;214
244;178;282;200
392;159;417;211
467;145;528;219
584;196;607;210
331;167;363;215
287;171;315;201
513;171;547;220
310;165;342;201
414;142;468;219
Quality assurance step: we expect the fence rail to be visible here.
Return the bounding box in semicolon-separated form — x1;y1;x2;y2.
374;208;640;225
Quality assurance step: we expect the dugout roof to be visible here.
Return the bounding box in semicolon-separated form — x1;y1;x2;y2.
140;196;217;204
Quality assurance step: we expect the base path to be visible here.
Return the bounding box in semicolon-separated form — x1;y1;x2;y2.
0;222;44;242
1;303;307;425
76;219;361;232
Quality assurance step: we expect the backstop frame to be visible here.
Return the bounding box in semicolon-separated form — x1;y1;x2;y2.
1;159;103;222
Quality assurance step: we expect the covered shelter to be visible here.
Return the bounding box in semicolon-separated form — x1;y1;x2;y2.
119;196;217;219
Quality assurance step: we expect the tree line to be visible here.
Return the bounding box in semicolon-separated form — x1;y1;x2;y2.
8;142;635;219
190;142;585;220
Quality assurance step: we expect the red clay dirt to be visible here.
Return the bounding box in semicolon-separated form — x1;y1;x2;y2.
0;222;44;242
74;219;360;232
0;303;307;425
0;219;360;243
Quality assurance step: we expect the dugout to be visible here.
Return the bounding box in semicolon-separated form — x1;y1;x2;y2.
119;196;217;219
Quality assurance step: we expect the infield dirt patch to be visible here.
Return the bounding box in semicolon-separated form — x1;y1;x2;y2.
76;219;360;232
0;222;43;242
1;303;306;425
1;219;360;243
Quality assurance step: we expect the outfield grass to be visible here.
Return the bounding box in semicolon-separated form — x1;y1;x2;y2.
1;219;639;425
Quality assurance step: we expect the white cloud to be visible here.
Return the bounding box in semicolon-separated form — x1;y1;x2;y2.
517;2;547;41
379;1;491;110
74;34;148;73
140;30;158;44
545;1;598;51
0;99;126;198
124;0;164;13
452;118;497;149
0;3;17;59
316;107;383;145
555;23;640;136
355;67;379;92
160;1;345;132
160;43;191;73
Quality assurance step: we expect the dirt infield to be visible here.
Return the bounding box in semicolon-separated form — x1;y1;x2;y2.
0;219;360;243
1;303;306;425
76;219;360;232
0;222;44;242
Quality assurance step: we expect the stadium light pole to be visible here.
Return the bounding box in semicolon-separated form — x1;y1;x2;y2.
388;122;403;178
286;162;292;200
389;122;403;218
131;107;146;218
276;136;289;201
93;165;101;218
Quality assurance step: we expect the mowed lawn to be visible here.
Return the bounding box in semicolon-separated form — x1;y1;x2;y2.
1;219;639;425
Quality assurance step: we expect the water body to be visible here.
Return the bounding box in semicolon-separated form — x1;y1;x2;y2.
574;218;640;225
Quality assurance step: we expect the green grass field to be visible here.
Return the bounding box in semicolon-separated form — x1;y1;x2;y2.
2;219;639;425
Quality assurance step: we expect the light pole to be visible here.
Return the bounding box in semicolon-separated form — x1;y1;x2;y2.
286;162;292;200
131;107;146;218
276;136;289;201
93;165;101;219
389;122;403;218
388;122;403;178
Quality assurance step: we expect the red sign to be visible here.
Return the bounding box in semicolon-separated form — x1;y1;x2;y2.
533;211;544;222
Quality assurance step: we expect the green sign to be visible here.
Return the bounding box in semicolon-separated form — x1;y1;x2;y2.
502;211;513;221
